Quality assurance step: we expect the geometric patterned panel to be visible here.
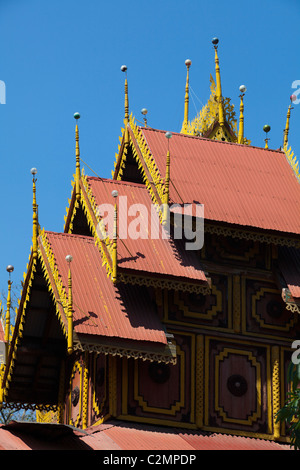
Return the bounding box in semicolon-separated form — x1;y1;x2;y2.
242;277;299;338
205;337;272;435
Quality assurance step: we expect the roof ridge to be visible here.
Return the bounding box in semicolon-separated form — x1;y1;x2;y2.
44;231;94;242
86;176;146;189
139;126;284;154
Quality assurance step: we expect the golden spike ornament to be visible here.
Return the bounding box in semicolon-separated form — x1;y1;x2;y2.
66;255;73;355
283;96;295;150
182;59;192;134
4;265;14;363
163;132;172;226
121;65;129;145
111;190;118;284
74;112;81;201
212;37;225;127
238;85;246;144
31;168;38;259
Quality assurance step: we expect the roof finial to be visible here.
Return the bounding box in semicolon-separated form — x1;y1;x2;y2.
212;37;225;127
141;108;148;127
31;167;38;259
111;190;118;284
4;265;14;363
121;65;129;144
74;112;81;201
263;124;271;149
238;85;247;144
182;59;192;134
283;95;295;150
66;254;73;355
163;132;172;226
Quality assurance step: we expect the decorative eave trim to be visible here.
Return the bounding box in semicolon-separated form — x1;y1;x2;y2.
118;271;211;295
205;221;300;248
74;336;177;365
1;253;37;402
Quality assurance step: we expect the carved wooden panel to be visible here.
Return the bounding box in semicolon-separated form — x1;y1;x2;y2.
125;333;195;424
242;277;299;338
166;274;230;329
91;353;109;425
205;337;272;434
68;359;83;427
201;233;267;269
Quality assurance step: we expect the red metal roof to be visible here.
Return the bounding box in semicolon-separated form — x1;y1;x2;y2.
77;421;291;451
0;421;292;450
41;231;167;344
86;177;208;284
139;127;300;235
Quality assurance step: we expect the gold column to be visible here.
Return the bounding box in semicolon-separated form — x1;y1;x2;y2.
272;346;280;439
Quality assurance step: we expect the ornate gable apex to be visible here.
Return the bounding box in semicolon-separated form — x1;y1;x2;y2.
182;74;238;142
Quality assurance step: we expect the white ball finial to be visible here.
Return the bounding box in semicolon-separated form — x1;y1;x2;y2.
239;85;247;93
111;190;118;198
31;168;37;176
185;59;192;67
66;255;73;263
120;65;127;72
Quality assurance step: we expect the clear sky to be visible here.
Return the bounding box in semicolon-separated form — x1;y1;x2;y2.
0;0;299;299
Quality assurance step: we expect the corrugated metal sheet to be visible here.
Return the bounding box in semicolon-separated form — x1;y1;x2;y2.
279;246;300;299
79;421;291;450
139;127;300;235
43;231;167;343
87;177;207;283
0;421;291;450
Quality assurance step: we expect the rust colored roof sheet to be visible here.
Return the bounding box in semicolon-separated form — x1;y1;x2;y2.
86;177;208;284
139;127;300;235
78;421;291;451
279;246;300;300
0;421;291;450
40;231;167;344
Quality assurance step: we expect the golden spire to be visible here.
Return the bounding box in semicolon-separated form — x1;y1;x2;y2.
238;85;246;144
66;254;73;355
283;96;295;150
111;190;118;284
163;132;172;226
4;265;14;363
212;37;225;127
263;125;271;149
31;168;38;259
182;59;192;134
121;65;129;144
74;112;81;201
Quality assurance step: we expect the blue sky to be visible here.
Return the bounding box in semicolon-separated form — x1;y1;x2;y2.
0;0;299;299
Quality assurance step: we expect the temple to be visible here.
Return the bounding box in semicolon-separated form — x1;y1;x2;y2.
0;37;299;449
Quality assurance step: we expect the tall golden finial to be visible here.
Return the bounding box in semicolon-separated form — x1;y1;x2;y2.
182;59;192;134
212;37;225;127
163;132;172;226
74;112;81;201
66;254;73;355
263;125;271;149
121;65;129;144
111;190;118;284
238;85;247;144
141;108;148;127
283;95;295;150
31;168;38;259
4;265;14;363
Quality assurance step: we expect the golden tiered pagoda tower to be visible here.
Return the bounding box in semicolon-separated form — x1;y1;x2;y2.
0;38;299;444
